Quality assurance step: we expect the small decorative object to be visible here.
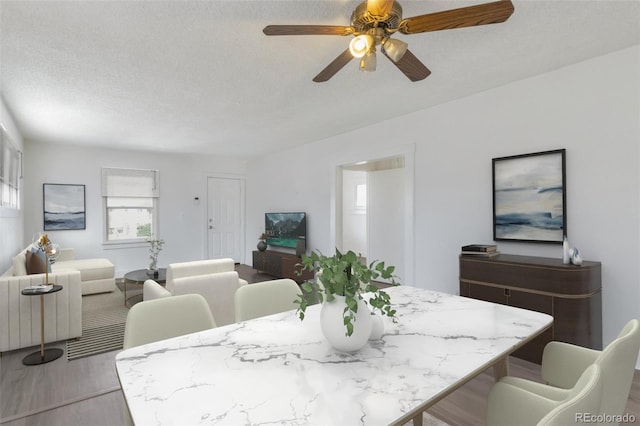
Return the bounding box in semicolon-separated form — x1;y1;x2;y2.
34;233;59;284
33;232;58;261
296;249;399;352
257;233;268;252
295;236;306;257
571;247;583;266
562;235;571;264
147;238;165;274
369;312;384;341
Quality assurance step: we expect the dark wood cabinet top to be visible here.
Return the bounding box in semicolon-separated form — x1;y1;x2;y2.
459;253;601;296
254;249;302;260
460;253;600;270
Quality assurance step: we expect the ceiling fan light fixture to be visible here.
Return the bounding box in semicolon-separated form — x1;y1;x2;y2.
359;50;377;72
382;38;408;63
349;34;374;58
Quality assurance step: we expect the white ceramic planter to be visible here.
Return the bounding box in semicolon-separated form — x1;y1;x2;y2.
320;295;372;352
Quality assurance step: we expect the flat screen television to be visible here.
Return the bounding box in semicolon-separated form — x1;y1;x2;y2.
265;212;306;249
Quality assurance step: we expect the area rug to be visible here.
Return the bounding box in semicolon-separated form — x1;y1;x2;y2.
66;283;135;360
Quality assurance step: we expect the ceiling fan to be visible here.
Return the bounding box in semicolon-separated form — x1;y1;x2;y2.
263;0;514;82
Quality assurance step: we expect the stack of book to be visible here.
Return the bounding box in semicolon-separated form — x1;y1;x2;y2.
23;284;53;294
460;244;500;257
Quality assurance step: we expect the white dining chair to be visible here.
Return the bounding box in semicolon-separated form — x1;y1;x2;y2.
234;278;301;322
123;293;216;349
500;319;640;423
122;293;216;425
486;364;603;426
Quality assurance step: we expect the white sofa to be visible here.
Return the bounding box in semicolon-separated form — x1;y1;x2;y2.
0;270;82;352
52;248;116;295
143;258;248;326
5;246;116;295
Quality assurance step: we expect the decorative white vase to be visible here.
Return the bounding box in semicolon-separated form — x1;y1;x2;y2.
369;312;384;341
562;235;571;264
320;295;372;352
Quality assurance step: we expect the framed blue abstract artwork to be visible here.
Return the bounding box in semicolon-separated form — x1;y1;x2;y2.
43;183;86;231
492;149;566;243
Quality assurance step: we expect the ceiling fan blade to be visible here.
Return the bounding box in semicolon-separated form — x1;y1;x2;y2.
263;25;353;36
313;49;354;82
386;49;431;82
398;0;514;34
366;0;395;17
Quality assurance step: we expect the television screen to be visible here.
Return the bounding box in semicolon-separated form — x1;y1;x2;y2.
265;212;306;249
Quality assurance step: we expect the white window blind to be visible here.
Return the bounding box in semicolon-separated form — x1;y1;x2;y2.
101;168;159;198
101;167;159;242
0;126;21;209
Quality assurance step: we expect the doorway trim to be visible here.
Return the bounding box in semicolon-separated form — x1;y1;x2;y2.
330;144;415;286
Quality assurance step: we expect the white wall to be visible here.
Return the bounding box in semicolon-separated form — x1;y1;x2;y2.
246;46;640;352
0;96;25;273
23;141;247;276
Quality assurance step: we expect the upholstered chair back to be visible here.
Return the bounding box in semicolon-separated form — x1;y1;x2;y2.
171;271;242;327
234;279;301;322
165;258;235;294
123;293;215;349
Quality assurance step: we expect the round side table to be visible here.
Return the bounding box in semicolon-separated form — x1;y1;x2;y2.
123;268;167;308
21;284;64;365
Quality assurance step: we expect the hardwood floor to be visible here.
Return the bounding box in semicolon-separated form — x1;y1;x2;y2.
0;343;125;425
1;265;638;425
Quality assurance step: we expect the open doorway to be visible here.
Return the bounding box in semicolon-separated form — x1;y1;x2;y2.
336;155;412;284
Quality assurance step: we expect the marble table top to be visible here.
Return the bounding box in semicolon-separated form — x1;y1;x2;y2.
116;286;552;425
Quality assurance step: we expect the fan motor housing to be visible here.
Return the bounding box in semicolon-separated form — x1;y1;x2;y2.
350;1;403;32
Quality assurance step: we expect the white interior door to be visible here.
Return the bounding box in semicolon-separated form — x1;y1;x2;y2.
368;168;404;283
207;177;242;262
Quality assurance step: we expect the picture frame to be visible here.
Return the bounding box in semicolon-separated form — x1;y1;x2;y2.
43;183;86;231
492;149;566;243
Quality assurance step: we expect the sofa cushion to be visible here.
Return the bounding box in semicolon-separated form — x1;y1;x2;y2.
25;250;47;274
12;251;27;276
30;247;52;272
52;258;115;281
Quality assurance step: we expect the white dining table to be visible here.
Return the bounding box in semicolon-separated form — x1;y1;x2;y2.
115;285;552;426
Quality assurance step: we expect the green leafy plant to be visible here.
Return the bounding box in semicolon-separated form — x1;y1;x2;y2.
296;249;399;336
147;238;165;270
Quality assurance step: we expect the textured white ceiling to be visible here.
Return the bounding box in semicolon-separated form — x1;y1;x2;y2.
1;0;639;159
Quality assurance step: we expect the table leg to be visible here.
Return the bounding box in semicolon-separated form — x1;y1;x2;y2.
39;294;44;359
493;356;510;381
22;293;63;366
412;412;423;426
124;280;127;307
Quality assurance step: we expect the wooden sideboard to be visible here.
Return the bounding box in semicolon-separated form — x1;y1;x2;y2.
459;253;602;364
252;250;313;283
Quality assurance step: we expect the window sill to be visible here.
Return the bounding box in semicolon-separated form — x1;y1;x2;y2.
102;240;149;250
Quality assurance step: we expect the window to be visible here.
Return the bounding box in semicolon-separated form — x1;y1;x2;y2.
0;126;21;209
101;167;159;243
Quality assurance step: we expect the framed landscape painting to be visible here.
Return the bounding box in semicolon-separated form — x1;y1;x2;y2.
492;149;566;243
43;183;86;230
